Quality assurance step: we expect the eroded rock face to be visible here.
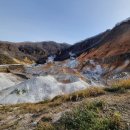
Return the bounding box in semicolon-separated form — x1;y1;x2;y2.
0;72;25;90
0;75;89;104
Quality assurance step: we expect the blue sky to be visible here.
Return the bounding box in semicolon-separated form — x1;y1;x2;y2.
0;0;130;44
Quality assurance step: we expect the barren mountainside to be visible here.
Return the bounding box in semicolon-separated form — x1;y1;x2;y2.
55;19;130;63
55;30;110;61
0;41;69;64
79;19;130;61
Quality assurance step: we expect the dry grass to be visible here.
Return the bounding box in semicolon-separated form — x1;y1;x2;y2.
0;103;47;114
0;54;16;64
35;121;55;130
65;87;105;101
0;114;7;121
52;87;105;103
0;118;20;130
113;79;130;89
104;79;130;93
1;99;61;114
13;57;34;65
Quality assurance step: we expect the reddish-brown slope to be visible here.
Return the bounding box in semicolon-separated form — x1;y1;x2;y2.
79;20;130;61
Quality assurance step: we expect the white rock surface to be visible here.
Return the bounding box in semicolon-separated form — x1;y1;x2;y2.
0;73;24;91
65;59;79;68
83;60;104;81
46;55;56;63
0;75;89;104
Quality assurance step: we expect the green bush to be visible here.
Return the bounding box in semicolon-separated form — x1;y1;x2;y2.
58;101;124;130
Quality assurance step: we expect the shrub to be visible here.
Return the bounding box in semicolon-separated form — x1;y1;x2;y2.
58;101;124;130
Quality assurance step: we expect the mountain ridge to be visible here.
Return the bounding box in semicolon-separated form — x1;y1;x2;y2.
0;41;70;64
0;18;130;65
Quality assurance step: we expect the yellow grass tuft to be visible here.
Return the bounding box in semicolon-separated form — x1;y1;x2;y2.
65;87;105;101
52;87;105;102
113;79;130;89
104;79;130;93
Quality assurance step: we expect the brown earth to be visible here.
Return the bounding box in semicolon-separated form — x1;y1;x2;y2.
79;20;130;61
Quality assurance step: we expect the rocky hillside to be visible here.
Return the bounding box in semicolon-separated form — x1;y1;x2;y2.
55;18;130;64
1;18;130;65
79;18;130;61
0;41;69;64
55;30;110;61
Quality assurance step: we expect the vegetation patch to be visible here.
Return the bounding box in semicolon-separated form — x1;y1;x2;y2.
113;79;130;89
35;101;127;130
63;87;105;102
104;79;130;93
57;101;126;130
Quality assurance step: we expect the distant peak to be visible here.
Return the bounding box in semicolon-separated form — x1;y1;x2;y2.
115;17;130;27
